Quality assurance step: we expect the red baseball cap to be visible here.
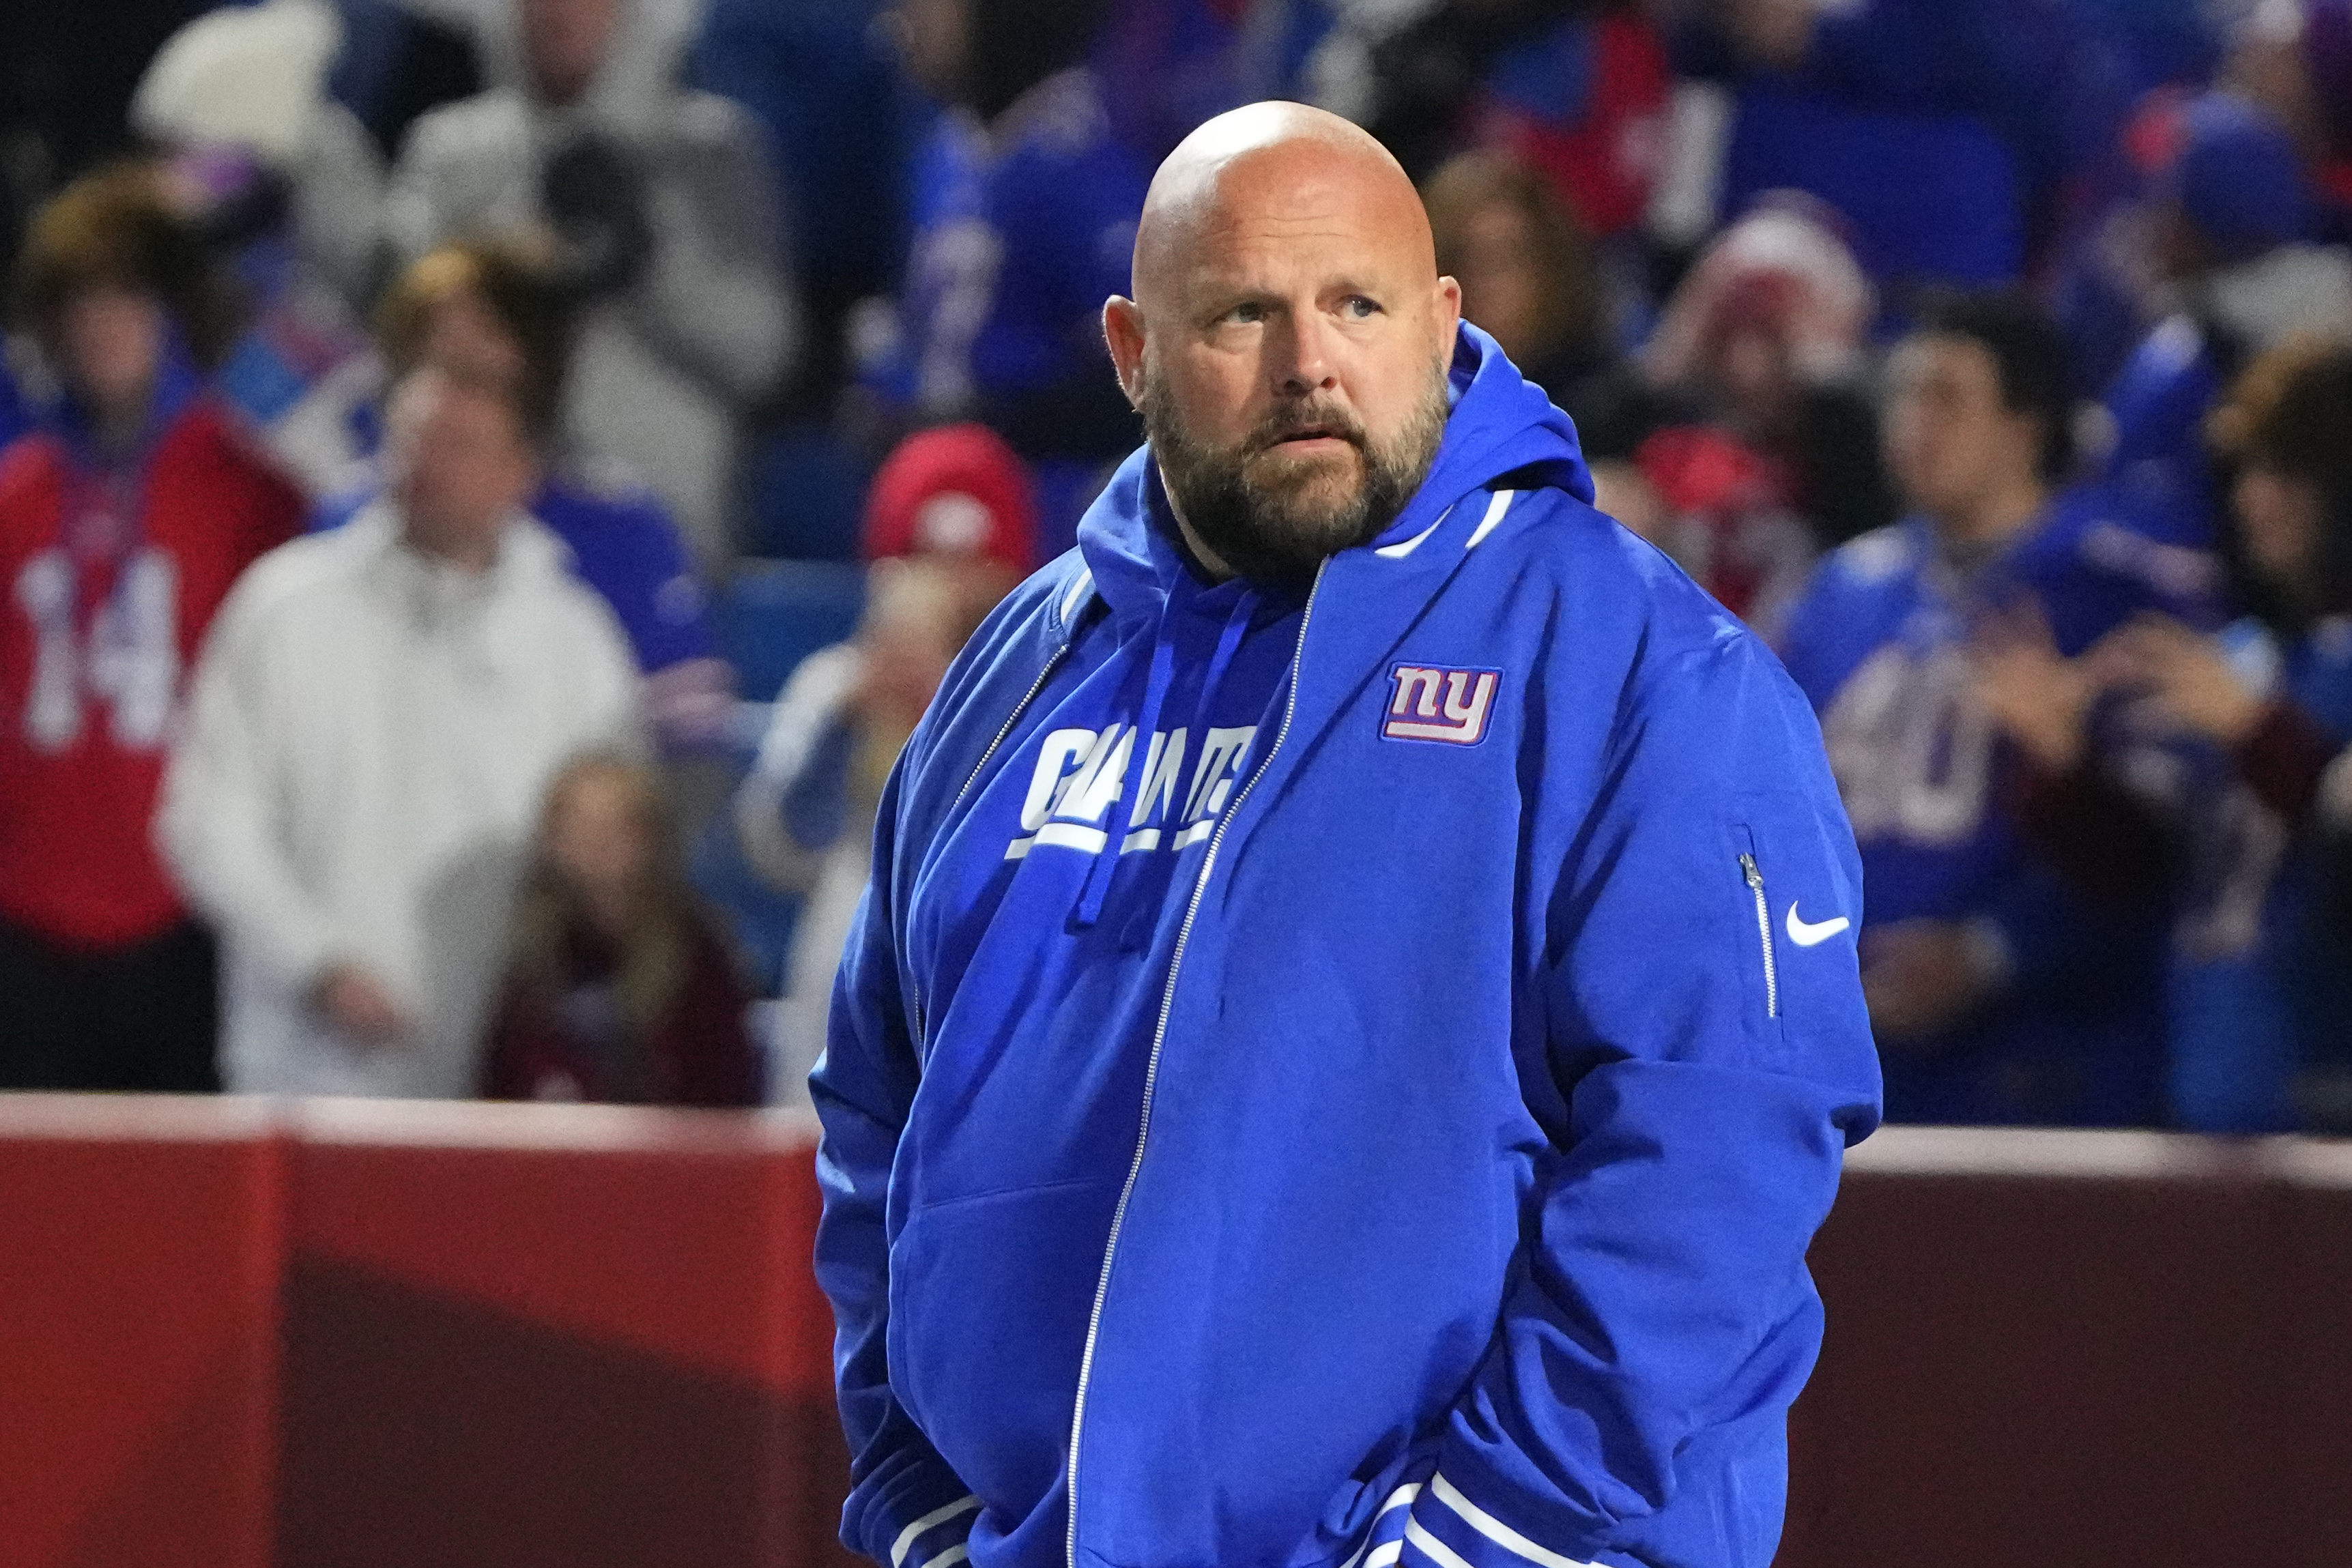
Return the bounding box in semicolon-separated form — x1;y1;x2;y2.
862;424;1040;575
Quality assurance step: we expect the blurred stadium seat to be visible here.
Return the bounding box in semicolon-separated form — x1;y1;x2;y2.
715;560;867;706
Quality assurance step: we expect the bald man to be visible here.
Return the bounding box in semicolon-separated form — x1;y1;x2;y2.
813;104;1880;1568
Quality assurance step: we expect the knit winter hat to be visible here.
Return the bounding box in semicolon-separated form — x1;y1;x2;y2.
863;424;1041;575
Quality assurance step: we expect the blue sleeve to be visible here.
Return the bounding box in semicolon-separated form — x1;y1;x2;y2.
1967;530;2209;991
809;757;981;1568
1392;631;1882;1568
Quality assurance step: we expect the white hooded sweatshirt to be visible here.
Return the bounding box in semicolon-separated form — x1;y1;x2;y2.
162;503;643;1097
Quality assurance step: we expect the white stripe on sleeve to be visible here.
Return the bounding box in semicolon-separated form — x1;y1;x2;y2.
1404;1516;1478;1568
890;1496;981;1568
1338;1481;1425;1568
1428;1474;1600;1568
1374;505;1454;558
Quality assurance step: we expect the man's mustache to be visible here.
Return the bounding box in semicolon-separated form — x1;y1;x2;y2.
1244;403;1367;456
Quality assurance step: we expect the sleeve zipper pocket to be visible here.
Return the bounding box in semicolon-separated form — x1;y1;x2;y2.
1739;852;1779;1019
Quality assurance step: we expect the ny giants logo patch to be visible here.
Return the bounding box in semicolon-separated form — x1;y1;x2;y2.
1381;664;1500;745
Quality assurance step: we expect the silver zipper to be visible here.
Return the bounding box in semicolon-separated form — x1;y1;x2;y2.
908;635;1078;1049
956;641;1076;814
1063;562;1326;1568
1739;852;1779;1019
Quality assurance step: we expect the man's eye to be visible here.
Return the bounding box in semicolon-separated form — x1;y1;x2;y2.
1224;302;1265;325
1343;296;1381;319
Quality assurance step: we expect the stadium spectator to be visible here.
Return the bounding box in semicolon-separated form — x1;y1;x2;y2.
2090;91;2352;546
855;0;1146;555
1675;0;2134;285
483;751;761;1105
1423;149;1637;441
1972;337;2352;1131
129;0;388;497
734;422;1031;1105
321;239;735;750
0;162;304;1092
1093;0;1336;166
1779;291;2212;1126
1421;146;1678;545
386;0;799;568
690;0;911;411
1632;199;1894;628
2225;0;2352;229
161;355;642;1099
1340;0;1672;244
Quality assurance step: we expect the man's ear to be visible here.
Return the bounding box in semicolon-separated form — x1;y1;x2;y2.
1103;295;1147;407
1435;275;1463;353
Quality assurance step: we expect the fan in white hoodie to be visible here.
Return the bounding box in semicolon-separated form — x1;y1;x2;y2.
163;364;644;1098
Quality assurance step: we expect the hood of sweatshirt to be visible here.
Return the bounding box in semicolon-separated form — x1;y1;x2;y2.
1075;321;1593;627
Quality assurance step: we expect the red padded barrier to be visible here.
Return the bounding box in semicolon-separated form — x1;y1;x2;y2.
275;1100;849;1568
1783;1130;2352;1568
0;1096;283;1568
3;1103;2344;1568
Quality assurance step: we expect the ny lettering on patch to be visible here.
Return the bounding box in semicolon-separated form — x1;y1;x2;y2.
1381;664;1499;745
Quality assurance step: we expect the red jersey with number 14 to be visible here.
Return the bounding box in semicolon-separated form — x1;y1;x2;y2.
0;401;302;949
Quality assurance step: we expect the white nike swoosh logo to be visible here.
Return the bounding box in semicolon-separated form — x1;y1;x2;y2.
1785;903;1851;948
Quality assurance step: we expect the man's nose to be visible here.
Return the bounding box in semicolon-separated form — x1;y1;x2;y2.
1270;309;1340;396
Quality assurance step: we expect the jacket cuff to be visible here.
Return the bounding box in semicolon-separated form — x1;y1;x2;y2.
1395;1470;1615;1568
852;1468;981;1568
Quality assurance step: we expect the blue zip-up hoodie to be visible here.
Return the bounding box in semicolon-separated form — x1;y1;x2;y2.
814;326;1882;1568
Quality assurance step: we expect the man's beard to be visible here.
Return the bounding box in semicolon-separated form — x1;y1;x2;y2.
1139;358;1450;587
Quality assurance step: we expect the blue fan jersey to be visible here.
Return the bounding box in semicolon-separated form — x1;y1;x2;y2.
1779;487;2218;1124
864;70;1146;422
2160;616;2352;1130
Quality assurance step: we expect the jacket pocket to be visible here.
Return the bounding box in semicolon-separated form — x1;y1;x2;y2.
887;1178;1122;1513
1734;800;1865;1061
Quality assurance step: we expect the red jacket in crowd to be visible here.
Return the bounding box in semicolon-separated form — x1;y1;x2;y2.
482;919;764;1107
0;396;302;951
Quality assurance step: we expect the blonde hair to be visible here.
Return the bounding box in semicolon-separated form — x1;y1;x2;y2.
376;237;574;444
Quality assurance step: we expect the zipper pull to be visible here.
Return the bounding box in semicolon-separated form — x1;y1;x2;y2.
1740;852;1764;891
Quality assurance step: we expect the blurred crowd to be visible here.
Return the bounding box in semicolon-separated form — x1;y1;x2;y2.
0;0;2348;1130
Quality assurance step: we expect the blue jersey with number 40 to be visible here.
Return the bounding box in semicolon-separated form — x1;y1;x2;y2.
1778;486;2215;1124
